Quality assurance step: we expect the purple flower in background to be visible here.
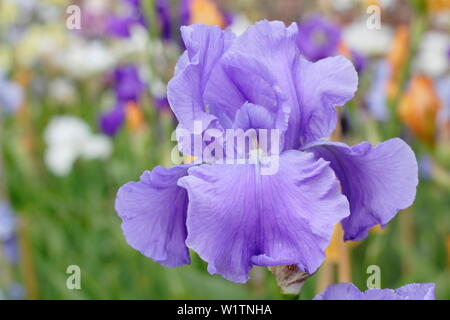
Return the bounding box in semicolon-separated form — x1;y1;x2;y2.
179;0;191;27
350;49;368;74
154;95;170;111
99;103;126;137
418;154;433;180
114;65;146;102
365;60;391;122
314;283;435;300
107;16;136;38
116;21;418;283
0;202;19;264
297;16;341;62
8;283;25;300
156;0;172;40
107;0;146;38
0;72;23;114
0;202;16;242
436;75;450;125
3;236;20;264
99;65;145;136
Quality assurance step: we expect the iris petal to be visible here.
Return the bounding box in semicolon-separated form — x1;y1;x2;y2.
167;24;235;132
178;150;349;282
305;138;418;241
208;20;357;148
295;56;358;146
115;165;191;267
314;283;435;300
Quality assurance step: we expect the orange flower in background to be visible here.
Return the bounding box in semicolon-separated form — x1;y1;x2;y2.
364;0;384;8
189;0;226;28
338;41;351;58
398;75;442;145
387;26;409;99
365;0;378;5
125;102;145;133
427;0;450;12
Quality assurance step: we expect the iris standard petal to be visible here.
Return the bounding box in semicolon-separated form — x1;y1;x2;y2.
221;20;301;148
295;55;358;146
205;55;286;128
167;24;235;132
232;102;277;130
305;138;418;241
178;150;350;283
211;20;357;149
115;165;191;267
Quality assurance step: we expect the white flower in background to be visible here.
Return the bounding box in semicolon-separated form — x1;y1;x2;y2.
55;38;116;78
35;1;61;23
81;135;112;161
14;24;67;67
228;13;251;36
48;78;76;106
113;25;149;60
343;20;393;56
149;77;167;100
83;0;110;15
414;31;450;78
434;10;450;28
44;116;112;176
331;0;360;11
332;0;393;11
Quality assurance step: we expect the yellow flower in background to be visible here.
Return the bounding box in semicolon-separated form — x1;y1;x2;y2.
0;48;12;72
369;224;385;235
0;0;19;28
365;0;378;5
427;0;450;12
15;24;67;68
184;155;197;164
325;224;360;264
398;75;442;145
387;26;409;99
325;225;340;264
42;0;69;5
189;0;226;28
